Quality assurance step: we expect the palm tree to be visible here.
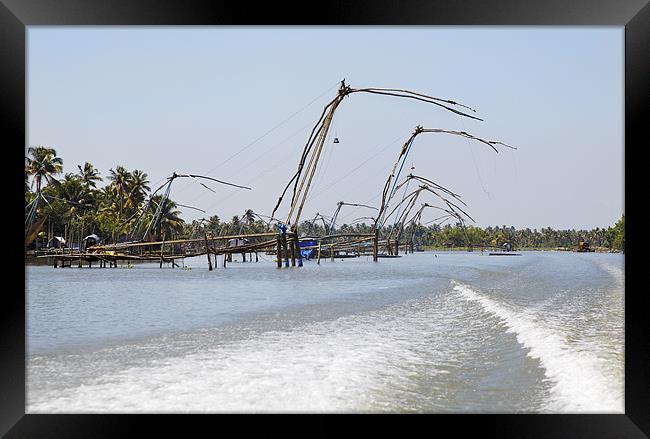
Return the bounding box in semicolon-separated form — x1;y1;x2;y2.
207;215;221;235
242;209;256;233
26;146;63;194
25;147;63;244
107;166;132;218
230;215;241;235
77;162;102;188
125;169;150;213
58;174;92;213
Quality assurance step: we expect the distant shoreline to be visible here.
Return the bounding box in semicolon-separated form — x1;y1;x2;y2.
25;247;623;266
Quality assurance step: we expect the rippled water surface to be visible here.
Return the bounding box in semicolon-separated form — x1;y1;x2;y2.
26;251;624;413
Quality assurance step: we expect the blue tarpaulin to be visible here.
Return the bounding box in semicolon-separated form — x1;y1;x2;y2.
299;240;318;259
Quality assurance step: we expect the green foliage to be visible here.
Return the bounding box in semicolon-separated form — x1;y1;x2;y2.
609;215;625;252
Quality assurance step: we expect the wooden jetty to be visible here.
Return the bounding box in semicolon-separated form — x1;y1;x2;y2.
36;231;382;269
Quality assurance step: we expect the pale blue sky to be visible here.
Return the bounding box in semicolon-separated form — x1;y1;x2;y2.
27;27;623;230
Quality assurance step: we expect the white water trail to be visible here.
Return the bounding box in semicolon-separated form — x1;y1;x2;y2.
595;258;624;289
28;296;453;413
452;281;623;413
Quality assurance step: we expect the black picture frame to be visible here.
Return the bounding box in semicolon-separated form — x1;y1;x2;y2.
3;0;648;436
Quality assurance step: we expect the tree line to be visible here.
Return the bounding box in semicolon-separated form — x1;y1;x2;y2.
26;146;183;248
26;146;624;252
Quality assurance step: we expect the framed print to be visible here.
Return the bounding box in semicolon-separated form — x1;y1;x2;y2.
3;0;648;436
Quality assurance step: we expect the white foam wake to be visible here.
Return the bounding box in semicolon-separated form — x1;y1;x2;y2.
596;259;624;289
28;297;453;413
452;281;623;413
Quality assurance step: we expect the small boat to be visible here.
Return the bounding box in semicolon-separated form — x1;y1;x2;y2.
489;252;521;256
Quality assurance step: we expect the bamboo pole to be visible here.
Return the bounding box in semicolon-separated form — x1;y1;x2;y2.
89;232;280;251
318;233;375;241
373;229;379;262
205;232;213;271
291;105;338;227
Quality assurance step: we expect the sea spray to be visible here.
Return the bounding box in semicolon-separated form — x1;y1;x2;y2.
452;280;623;412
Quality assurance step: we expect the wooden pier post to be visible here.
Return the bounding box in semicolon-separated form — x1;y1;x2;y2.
54;258;58;268
276;236;282;268
159;239;165;269
290;237;296;267
294;235;303;267
317;241;322;265
204;233;213;271
373;229;378;262
281;233;290;267
330;244;334;262
395;239;399;256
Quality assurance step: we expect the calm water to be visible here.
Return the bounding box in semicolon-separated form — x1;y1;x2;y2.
26;251;624;413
